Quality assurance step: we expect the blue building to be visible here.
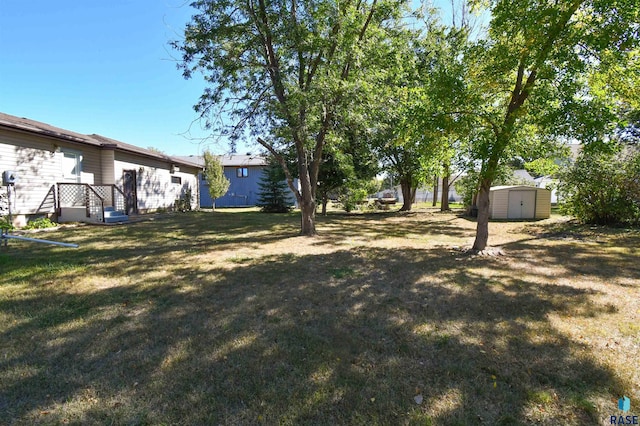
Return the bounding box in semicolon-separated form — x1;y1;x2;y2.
176;154;297;208
196;154;266;208
211;154;266;207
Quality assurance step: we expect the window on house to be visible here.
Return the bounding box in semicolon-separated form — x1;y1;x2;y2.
171;176;182;184
236;167;248;178
62;150;82;182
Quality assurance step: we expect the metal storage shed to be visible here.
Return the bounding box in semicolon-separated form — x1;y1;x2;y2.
489;185;551;219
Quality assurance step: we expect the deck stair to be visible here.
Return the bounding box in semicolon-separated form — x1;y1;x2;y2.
104;207;129;223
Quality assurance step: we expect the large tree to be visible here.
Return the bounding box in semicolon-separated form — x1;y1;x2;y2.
173;0;407;235
370;23;451;212
461;0;639;251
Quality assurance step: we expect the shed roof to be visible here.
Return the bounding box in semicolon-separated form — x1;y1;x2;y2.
0;112;202;169
490;185;540;191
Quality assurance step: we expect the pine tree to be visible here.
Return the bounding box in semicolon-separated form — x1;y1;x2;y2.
257;162;293;213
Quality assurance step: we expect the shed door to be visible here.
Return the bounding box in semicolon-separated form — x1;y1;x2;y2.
508;190;536;219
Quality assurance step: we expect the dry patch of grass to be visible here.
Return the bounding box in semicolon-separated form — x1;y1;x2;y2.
1;209;638;425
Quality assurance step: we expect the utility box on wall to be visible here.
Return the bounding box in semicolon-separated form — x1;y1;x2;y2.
2;170;18;186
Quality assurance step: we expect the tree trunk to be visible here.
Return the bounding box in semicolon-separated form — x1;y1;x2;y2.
472;178;491;251
297;159;318;236
321;193;328;216
441;174;450;211
468;1;581;251
300;198;317;235
399;178;413;211
432;174;438;207
258;136;319;236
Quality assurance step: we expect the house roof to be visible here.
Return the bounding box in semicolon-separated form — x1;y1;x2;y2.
0;112;96;146
513;169;535;182
219;154;267;166
568;143;582;159
174;154;268;167
0;112;202;169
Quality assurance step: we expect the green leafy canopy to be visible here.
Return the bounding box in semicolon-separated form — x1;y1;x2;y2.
202;150;230;202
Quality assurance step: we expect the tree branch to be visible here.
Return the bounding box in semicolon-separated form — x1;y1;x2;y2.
257;137;301;201
445;110;500;137
512;0;584;112
341;0;378;80
253;0;288;106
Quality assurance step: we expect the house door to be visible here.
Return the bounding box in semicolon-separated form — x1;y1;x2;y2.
62;151;82;183
508;190;536;219
61;150;84;206
123;170;138;214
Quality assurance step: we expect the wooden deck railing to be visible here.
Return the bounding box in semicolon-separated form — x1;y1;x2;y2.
56;183;126;223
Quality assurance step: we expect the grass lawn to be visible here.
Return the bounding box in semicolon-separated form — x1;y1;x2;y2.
1;208;638;425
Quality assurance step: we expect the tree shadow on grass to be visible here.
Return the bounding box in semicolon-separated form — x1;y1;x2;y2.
502;232;640;284
0;241;629;424
0;212;302;281
317;213;474;246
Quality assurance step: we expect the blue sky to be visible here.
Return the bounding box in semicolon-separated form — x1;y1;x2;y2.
0;1;467;157
0;1;226;155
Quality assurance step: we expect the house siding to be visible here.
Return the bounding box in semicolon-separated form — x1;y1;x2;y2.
100;149;116;185
79;147;100;185
1;130;59;218
179;154;302;209
201;165;266;208
114;152;198;212
223;165;263;207
0;129;106;222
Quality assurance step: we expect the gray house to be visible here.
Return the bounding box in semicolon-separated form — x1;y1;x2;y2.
0;112;201;226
